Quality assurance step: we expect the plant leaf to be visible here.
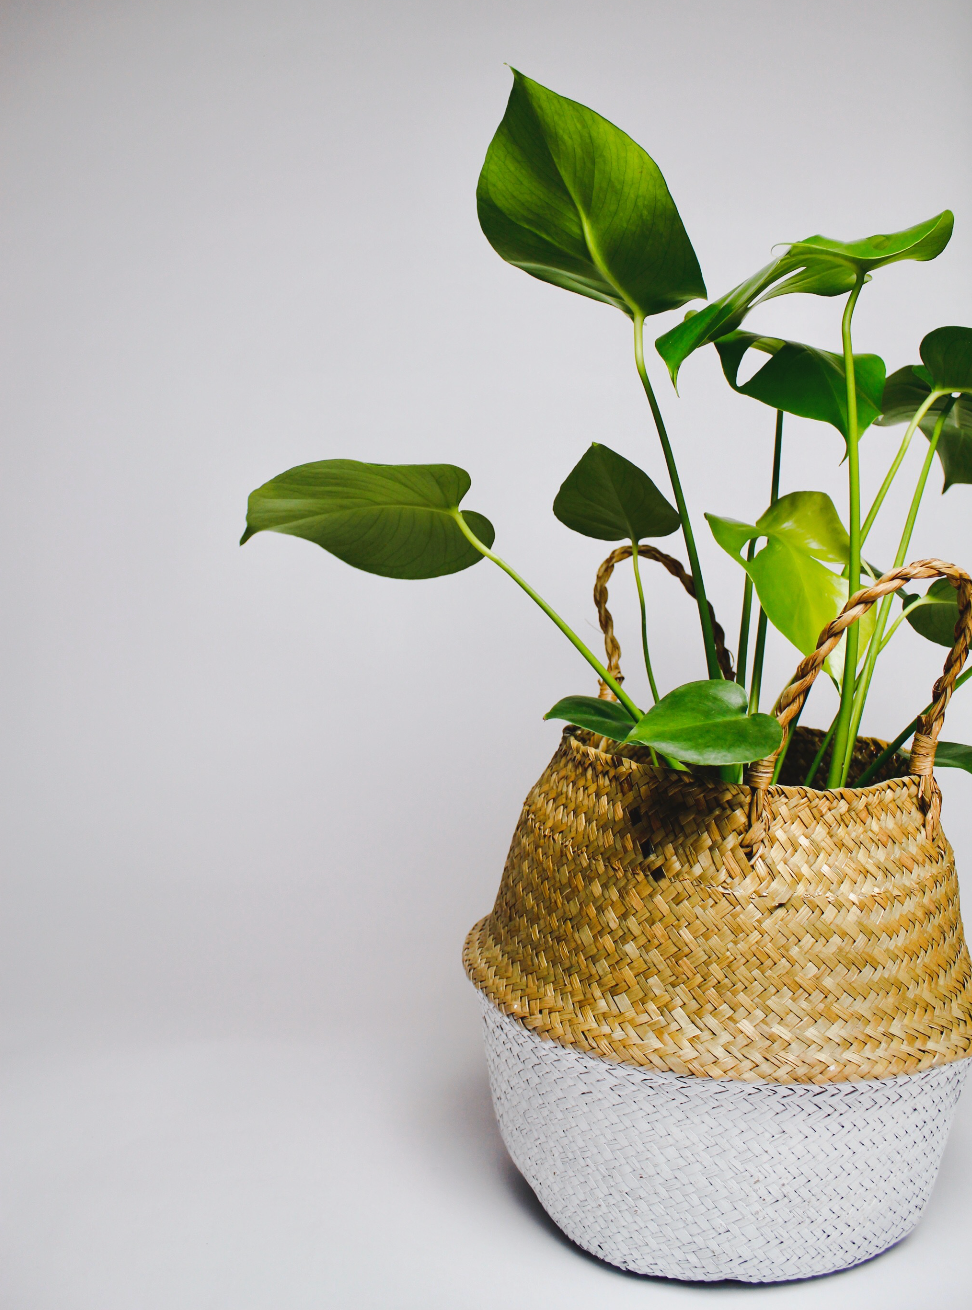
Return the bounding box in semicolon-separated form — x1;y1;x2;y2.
655;212;952;385
715;332;885;441
899;577;959;647
553;443;680;541
544;694;637;740
240;459;495;579
625;679;782;765
932;741;972;773
477;70;706;319
919;325;972;393
876;359;972;492
706;491;874;681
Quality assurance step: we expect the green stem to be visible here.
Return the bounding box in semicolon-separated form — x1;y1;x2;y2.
747;411;784;713
827;275;867;787
840;397;956;774
630;545;660;703
861;391;944;545
736;565;755;688
878;597;930;654
633;314;721;679
855;665;972;788
804;713;840;787
453;511;643;722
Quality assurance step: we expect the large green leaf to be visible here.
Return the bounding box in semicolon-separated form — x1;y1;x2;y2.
655;212;952;385
553;443;680;541
876;340;972;491
715;332;885;441
899;577;959;647
477;70;706;319
240;460;495;579
625;679;782;765
706;491;874;681
544;694;637;740
933;741;972;774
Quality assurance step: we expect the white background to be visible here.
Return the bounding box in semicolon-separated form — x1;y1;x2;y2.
3;1;972;1305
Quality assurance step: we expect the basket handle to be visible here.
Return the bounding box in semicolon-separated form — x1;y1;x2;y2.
594;545;735;694
742;558;972;849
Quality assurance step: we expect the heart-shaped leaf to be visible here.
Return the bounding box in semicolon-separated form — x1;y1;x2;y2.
655;212;952;385
715;332;885;442
477;70;706;319
625;679;782;765
899;577;959;647
544;694;637;740
241;460;495;579
876;342;972;491
919;325;972;393
706;491;874;681
553;443;680;541
933;741;972;773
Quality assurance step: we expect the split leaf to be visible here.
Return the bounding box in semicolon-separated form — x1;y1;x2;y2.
240;460;494;579
544;695;636;740
625;679;782;766
477;70;706;319
553;443;680;541
715;332;885;442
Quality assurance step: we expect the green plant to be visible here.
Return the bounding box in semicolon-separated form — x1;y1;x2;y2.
241;70;972;785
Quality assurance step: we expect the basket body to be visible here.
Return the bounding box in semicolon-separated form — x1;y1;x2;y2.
465;727;972;1280
481;991;969;1282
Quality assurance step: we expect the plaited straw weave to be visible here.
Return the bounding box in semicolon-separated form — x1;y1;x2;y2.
465;558;972;1084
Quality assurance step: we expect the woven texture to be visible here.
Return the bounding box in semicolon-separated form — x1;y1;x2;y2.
481;991;969;1282
464;725;972;1083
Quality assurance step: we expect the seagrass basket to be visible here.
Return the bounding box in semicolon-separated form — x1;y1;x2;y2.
464;555;972;1283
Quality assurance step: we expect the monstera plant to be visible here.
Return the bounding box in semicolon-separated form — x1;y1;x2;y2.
242;70;972;786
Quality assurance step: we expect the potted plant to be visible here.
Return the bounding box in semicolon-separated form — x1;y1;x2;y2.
241;70;972;1283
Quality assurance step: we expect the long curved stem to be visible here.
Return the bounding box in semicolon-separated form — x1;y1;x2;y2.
453;511;643;722
827;275;867;786
841;398;956;769
630;545;660;703
633;315;721;679
861;390;943;545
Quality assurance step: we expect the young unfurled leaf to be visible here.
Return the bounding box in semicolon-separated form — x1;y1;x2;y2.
544;694;637;740
715;332;885;442
625;679;782;765
553;443;680;541
240;460;495;579
655;212;953;385
478;70;706;319
898;577;960;647
932;741;972;774
706;491;874;681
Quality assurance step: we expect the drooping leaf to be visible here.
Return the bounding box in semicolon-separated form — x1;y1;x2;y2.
715;332;885;441
706;491;875;681
477;70;706;319
655;212;953;385
932;741;972;774
625;679;782;765
553;443;680;541
875;355;972;491
240;460;495;579
544;694;637;740
919;326;972;393
898;577;960;647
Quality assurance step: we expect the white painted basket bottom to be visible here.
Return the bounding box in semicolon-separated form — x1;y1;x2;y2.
478;990;969;1283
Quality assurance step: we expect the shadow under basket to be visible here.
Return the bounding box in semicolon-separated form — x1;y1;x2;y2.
464;721;972;1282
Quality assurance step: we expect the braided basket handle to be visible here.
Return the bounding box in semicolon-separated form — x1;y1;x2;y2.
742;558;972;849
594;545;735;694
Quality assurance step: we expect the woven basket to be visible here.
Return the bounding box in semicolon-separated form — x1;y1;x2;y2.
465;556;972;1282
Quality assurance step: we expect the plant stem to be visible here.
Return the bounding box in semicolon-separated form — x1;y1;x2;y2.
827;275;867;787
804;713;840;786
840;398;956;776
453;511;643;722
736;564;755;688
630;544;660;703
860;391;943;545
878;597;931;654
747;411;784;715
855;665;972;788
633;314;721;679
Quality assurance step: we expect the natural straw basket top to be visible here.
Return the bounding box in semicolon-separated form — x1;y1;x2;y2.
465;558;972;1083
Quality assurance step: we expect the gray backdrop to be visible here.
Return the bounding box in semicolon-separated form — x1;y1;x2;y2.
3;1;972;1306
